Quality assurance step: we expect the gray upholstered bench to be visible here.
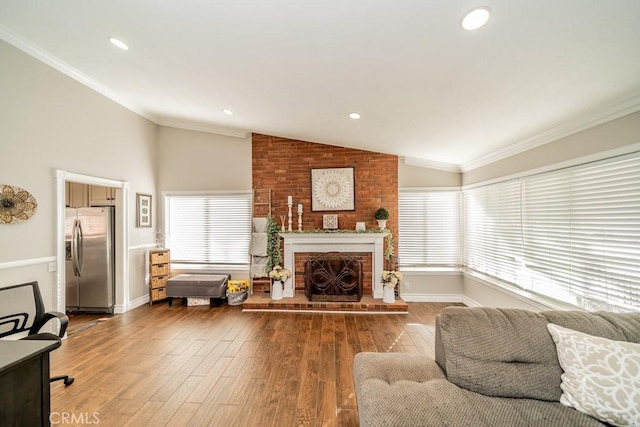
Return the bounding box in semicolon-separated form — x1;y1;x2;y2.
166;274;230;307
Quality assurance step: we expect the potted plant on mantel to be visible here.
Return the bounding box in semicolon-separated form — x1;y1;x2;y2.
375;207;389;229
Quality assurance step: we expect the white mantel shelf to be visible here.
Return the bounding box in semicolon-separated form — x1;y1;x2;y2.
279;231;389;299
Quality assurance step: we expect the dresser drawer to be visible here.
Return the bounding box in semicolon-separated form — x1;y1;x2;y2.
151;275;169;289
151;264;170;276
150;251;170;264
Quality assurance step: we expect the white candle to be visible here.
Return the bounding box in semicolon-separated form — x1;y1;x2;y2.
287;195;293;205
298;204;303;213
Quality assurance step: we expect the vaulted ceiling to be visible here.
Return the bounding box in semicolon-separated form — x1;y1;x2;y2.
1;1;639;170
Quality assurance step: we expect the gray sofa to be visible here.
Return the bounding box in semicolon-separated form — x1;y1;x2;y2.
353;306;640;426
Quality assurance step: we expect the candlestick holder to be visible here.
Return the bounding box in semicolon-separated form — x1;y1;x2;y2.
298;211;303;231
280;215;286;232
287;203;293;231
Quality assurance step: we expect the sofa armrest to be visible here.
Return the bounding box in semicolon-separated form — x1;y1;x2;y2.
434;314;446;372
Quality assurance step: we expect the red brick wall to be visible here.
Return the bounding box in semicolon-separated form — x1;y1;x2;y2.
252;133;398;232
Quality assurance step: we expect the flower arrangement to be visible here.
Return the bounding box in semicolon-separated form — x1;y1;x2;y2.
227;280;249;294
381;270;403;288
269;265;292;283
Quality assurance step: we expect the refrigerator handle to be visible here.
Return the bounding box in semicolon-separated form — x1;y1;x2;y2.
76;219;84;275
71;220;80;276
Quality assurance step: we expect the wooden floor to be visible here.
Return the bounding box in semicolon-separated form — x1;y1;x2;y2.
50;301;461;426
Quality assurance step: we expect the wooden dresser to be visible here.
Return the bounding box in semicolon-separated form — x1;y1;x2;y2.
148;249;171;304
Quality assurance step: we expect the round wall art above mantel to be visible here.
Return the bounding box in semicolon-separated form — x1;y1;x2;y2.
0;184;38;224
311;167;355;211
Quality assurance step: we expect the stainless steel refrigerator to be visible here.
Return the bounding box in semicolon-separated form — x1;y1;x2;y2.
65;207;115;313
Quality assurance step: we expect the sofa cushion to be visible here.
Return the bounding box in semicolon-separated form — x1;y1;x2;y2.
542;310;640;342
439;307;563;401
353;353;605;427
547;324;640;426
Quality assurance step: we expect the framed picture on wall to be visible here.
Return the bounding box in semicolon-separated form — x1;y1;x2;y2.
136;193;152;228
311;167;355;211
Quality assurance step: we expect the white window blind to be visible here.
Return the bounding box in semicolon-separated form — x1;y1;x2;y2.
463;180;522;284
163;192;252;266
464;153;640;312
398;190;461;268
521;156;640;311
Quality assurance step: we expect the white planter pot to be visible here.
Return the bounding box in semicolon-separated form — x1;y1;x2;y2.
272;281;284;300
376;219;388;229
383;286;395;304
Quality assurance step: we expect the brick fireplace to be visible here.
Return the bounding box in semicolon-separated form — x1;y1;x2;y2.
280;231;388;299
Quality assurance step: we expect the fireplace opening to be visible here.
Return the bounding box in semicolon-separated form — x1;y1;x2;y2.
305;252;363;302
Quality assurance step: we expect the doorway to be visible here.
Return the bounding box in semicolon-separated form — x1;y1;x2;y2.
55;170;130;315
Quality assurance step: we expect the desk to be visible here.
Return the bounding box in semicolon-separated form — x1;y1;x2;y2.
0;340;61;426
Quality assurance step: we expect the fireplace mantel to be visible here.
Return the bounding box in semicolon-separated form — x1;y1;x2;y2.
279;231;389;299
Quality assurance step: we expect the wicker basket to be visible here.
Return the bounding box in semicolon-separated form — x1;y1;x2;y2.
151;276;168;289
150;251;170;264
151;264;170;276
151;288;167;301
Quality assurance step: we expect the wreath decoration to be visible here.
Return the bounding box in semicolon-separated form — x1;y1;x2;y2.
0;184;38;224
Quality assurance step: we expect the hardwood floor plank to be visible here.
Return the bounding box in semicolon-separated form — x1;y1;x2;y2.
166;402;201;426
49;302;461;426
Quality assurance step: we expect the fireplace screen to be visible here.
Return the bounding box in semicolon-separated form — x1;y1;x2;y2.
305;252;363;302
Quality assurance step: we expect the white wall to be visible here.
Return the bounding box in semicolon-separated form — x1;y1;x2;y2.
463;111;640;185
0;40;157;310
156;126;253;281
157;126;252;192
398;160;461;187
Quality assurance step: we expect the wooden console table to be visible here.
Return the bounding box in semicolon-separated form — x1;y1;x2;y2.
0;340;61;426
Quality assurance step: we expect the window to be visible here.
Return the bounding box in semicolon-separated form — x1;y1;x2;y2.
398;189;461;269
463;153;640;312
163;192;252;266
463;179;522;284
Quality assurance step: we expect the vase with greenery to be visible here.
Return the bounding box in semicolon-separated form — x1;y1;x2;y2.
375;207;389;229
266;215;282;275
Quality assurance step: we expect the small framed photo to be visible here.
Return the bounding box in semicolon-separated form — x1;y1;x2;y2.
136;193;152;228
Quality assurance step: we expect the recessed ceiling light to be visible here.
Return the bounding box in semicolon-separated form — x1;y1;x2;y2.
349;112;361;119
461;7;491;31
109;37;129;50
223;109;234;115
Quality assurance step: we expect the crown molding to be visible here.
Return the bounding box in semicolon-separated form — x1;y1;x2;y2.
461;92;640;172
402;156;461;173
154;117;249;138
0;24;162;124
1;25;251;139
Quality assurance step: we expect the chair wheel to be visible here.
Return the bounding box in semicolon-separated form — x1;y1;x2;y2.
64;377;75;386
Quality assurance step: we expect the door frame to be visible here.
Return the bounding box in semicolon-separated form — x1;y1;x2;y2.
55;170;131;314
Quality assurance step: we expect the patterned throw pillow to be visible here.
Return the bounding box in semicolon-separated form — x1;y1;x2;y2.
547;323;640;426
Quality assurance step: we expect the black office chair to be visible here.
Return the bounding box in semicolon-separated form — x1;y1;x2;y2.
0;281;74;386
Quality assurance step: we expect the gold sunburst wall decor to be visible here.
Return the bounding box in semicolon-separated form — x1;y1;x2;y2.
0;184;38;224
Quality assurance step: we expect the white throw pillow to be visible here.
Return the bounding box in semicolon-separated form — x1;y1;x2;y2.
547;323;640;426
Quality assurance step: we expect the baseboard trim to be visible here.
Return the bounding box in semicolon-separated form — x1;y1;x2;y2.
128;295;150;311
114;295;149;314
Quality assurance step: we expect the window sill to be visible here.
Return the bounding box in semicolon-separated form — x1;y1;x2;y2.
400;267;462;276
171;263;249;273
462;270;581;312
